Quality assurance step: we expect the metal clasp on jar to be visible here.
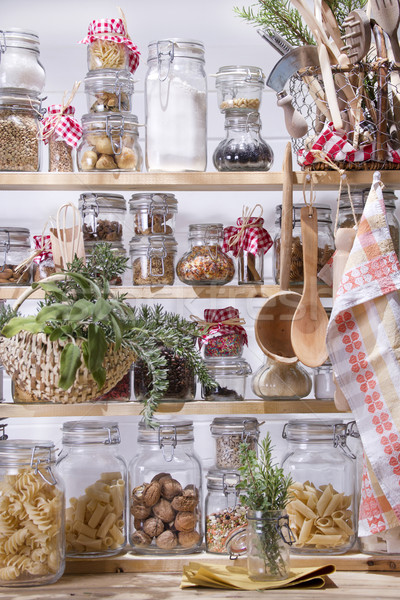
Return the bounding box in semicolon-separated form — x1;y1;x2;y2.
150;195;169;234
30;445;57;486
103;425;121;445
114;70;128;111
157;40;174;82
81;193;99;235
222;471;241;504
334;422;357;459
106;114;125;155
0;233;10;273
158;424;178;462
0;31;7;55
148;238;167;276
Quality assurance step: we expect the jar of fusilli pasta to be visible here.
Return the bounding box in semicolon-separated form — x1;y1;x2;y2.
281;420;359;555
56;421;127;558
0;440;65;587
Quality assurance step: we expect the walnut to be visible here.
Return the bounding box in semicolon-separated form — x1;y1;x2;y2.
171;495;198;512
132;484;147;501
96;153;118;170
184;484;199;499
143;517;164;538
151;472;171;482
178;530;201;548
130;502;151;520
131;530;151;547
134;517;144;531
152;498;175;523
160;478;182;500
142;481;161;507
174;511;197;532
116;146;137;170
80;150;98;171
156;530;177;550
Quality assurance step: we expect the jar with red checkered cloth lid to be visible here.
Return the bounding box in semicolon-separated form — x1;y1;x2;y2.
193;307;248;359
32;235;56;281
41;94;82;172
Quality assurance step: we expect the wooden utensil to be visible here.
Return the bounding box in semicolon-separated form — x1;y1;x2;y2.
372;0;400;63
290;206;329;368
254;143;301;364
342;9;372;63
373;24;389;162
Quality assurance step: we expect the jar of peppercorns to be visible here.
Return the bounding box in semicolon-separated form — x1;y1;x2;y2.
79;193;127;243
176;224;235;286
129;235;177;286
0;227;32;285
129;193;178;236
129;420;202;554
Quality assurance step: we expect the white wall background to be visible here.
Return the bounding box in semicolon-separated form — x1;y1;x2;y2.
0;0;367;469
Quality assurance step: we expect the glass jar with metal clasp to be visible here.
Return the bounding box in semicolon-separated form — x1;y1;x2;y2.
84;69;135;113
281;420;359;554
79;192;127;243
129;235;177;285
129;193;178;236
0;227;32;285
0;29;46;94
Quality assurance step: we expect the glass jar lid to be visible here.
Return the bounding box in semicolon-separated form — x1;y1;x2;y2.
0;28;41;52
206;467;241;491
129;193;178;211
79;192;126;212
215;65;265;86
223;108;261;129
61;420;121;445
210;416;260;436
0;440;55;467
137;419;194;444
282;420;349;442
129;234;178;252
188;223;224;243
0;91;41;109
84;68;134;92
0;227;30;247
339;188;397;210
81;112;139;132
275;203;332;226
204;358;252;377
147;39;205;62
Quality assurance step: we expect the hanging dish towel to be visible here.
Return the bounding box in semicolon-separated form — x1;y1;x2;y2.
327;172;400;536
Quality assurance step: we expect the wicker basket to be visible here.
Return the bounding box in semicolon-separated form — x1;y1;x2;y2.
0;331;136;404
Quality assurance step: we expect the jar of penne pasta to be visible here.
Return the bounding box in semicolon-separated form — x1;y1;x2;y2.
56;421;127;558
0;440;65;586
281;420;359;554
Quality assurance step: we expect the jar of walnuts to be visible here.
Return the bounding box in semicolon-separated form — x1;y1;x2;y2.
128;420;203;554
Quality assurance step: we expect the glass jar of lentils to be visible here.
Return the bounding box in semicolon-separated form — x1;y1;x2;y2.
0;91;41;171
210;417;260;470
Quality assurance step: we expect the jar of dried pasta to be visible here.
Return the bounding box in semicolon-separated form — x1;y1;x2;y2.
56;421;127;558
273;203;334;285
129;235;177;286
281;420;359;554
77;113;143;172
0;440;65;586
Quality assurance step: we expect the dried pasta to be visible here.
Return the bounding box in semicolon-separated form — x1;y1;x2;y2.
65;472;125;555
286;481;355;550
0;468;63;582
89;39;127;70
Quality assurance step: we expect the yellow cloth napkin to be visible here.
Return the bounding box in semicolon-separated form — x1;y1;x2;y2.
180;562;336;590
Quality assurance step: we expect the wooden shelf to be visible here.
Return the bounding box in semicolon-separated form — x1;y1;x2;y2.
64;550;400;575
0;399;339;418
0;170;399;191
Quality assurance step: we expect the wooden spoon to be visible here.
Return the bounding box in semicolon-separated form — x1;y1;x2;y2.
290;206;329;368
372;0;400;64
254;142;301;364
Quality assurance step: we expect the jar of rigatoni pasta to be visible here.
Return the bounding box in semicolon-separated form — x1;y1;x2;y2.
281;421;359;555
0;440;65;587
56;421;127;558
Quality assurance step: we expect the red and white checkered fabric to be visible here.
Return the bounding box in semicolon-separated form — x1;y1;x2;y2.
298;122;400;166
78;19;140;74
41;105;82;147
33;235;53;264
199;307;248;346
222;217;273;257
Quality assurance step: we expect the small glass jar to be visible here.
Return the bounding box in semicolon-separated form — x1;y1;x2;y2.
79;192;127;242
0;440;65;586
313;359;335;400
129;193;178;236
202;332;245;359
210;417;260;470
215;65;265;112
57;421;127;558
282;420;358;554
337;188;399;257
252;357;312;400
77;113;142;172
0;227;32;285
130;235;177;286
0;92;42;171
145;39;207;172
133;345;196;402
202;358;252;401
0;29;45;93
84;69;134;113
129;420;202;554
273;203;335;285
84;240;128;286
237;249;265;284
88;39;130;71
213;109;273;172
48;132;74;172
205;468;246;554
360;527;400;555
177;224;235;286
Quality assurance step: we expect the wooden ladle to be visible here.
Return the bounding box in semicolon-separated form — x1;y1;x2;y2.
290;206;329;368
254;142;301;363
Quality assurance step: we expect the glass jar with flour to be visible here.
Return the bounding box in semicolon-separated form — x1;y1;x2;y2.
145;39;207;172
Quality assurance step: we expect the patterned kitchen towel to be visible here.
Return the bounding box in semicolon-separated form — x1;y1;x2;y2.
327;171;400;536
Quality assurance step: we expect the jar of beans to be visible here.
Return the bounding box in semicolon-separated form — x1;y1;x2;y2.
130;235;177;286
0;227;32;285
210;417;260;470
129;193;178;236
79;193;127;243
273;203;334;285
202;358;252;401
176;224;235;286
205;468;247;554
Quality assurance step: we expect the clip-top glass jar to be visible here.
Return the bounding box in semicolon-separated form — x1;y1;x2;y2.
202;358;252;401
56;421;127;558
0;29;45;93
337;188;399;257
273;203;334;285
177;224;235;286
0;440;65;587
252;357;312;400
129;193;178;236
282;420;358;554
84;69;134;113
0;227;32;285
145;39;207;172
215;65;265;112
129;420;202;554
210;417;260;470
79;192;127;242
130;235;177;286
77;113;142;172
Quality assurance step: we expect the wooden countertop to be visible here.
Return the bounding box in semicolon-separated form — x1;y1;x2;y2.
1;570;400;599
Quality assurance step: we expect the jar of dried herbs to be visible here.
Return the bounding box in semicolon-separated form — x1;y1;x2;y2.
273;203;334;285
129;235;177;286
